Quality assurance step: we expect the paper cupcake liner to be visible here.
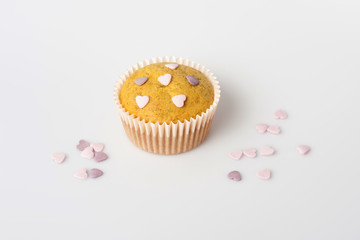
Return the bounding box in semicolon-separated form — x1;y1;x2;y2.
114;56;221;155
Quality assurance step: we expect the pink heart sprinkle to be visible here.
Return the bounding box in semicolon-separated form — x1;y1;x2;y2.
172;94;186;107
165;63;179;70
81;146;94;159
94;152;108;162
89;168;103;178
256;168;271;180
256;124;268;133
74;168;88;180
77;140;90;151
267;125;281;134
90;143;104;152
228;171;241;181
260;146;275;156
274;110;288;120
158;73;172;86
243;148;257;158
297;145;311;155
229;150;243;160
51;152;66;164
136;95;149;109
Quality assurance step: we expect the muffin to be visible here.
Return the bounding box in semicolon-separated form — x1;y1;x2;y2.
114;57;220;154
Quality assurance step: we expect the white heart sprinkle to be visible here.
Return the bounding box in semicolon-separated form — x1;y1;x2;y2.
136;96;149;109
256;168;271;180
81;146;94;159
165;63;179;70
229;150;243;160
260;146;275;156
158;73;172;86
256;124;268;133
297;145;311;155
267;125;281;134
243;148;257;158
51;152;66;164
74;168;88;180
172;94;186;107
90;143;104;152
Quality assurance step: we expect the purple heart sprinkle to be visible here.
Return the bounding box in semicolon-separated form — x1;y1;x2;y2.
134;77;148;86
89;168;103;178
94;151;108;162
77;140;90;151
186;75;199;86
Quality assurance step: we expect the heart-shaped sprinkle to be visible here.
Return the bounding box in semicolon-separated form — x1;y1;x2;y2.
172;94;186;107
158;73;172;86
267;125;281;134
186;75;199;86
90;143;104;152
274;110;288;119
297;145;311;155
94;152;108;162
134;77;148;86
51;152;66;164
165;63;179;70
228;171;242;181
256;124;268;133
243;148;257;158
81;146;94;159
136;96;149;108
260;146;275;156
74;168;88;180
76;140;90;151
229;150;243;160
89;168;104;178
256;168;271;180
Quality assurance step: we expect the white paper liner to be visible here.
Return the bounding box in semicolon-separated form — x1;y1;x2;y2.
114;56;221;155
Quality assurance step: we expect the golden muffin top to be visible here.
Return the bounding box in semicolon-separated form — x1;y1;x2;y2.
119;63;214;124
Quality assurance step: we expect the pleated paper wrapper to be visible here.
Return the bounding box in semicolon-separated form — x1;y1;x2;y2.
114;57;221;155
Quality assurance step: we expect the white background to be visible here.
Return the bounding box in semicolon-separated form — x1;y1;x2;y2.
1;0;360;239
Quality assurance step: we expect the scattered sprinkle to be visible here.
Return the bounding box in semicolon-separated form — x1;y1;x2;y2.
260;146;275;156
89;168;104;178
74;168;88;180
90;143;104;152
51;152;66;164
243;148;257;158
256;168;271;180
297;145;311;155
94;152;108;162
77;140;90;151
274;110;288;120
228;171;242;181
267;125;281;134
229;150;243;160
256;124;268;133
81;146;94;159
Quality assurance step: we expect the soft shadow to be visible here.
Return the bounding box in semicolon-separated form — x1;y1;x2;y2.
205;73;248;141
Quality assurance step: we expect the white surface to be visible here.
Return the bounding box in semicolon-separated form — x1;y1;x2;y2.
1;0;360;239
